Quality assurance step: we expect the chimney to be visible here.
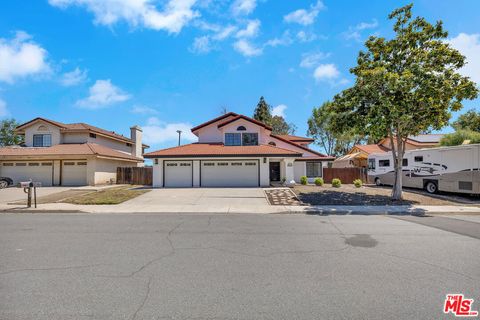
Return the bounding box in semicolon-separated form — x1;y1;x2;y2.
130;125;143;158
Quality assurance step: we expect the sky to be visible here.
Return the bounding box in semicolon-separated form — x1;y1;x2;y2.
0;0;479;153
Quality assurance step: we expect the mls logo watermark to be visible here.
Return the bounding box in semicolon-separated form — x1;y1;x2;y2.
444;294;478;317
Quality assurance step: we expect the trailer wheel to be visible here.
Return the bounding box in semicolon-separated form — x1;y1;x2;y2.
425;181;438;194
375;178;382;186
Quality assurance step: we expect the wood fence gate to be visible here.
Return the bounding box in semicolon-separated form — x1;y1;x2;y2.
116;167;153;185
323;167;367;184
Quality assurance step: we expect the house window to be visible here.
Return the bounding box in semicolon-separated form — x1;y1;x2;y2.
41;163;53;166
217;162;228;166
28;163;40;166
89;133;97;138
306;162;322;177
237;126;246;131
64;162;75;166
414;156;423;162
3;163;14;166
203;163;215;166
126;143;132;147
368;159;375;170
242;133;258;146
77;162;87;166
245;162;256;166
33;134;52;147
154;159;158;165
225;133;241;146
379;160;390;167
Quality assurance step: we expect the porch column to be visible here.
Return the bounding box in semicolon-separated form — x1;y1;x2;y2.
284;158;295;184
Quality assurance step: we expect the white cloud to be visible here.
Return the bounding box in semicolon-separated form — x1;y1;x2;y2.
283;1;325;26
231;0;256;16
264;31;293;48
131;105;158;115
272;104;287;118
0;98;8;118
190;36;212;54
235;19;260;38
60;67;88;86
343;19;378;42
0;31;50;83
212;25;237;40
233;39;262;57
296;31;317;43
143;117;196;144
49;0;199;34
447;33;480;85
300;51;331;68
76;79;130;109
313;64;339;81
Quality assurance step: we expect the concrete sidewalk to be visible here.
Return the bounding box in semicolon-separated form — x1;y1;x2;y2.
1;202;480;215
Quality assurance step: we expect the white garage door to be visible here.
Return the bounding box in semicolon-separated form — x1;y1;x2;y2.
164;161;193;187
62;161;87;186
201;160;259;187
1;162;53;186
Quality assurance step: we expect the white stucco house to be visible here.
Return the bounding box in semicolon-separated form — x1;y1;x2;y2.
144;112;334;188
0;117;148;186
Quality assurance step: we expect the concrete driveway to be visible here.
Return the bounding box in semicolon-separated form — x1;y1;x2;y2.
126;188;268;206
0;187;72;205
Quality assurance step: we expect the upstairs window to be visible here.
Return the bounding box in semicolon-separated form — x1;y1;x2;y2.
89;133;97;138
225;133;241;146
33;134;52;147
237;126;246;131
242;133;258;146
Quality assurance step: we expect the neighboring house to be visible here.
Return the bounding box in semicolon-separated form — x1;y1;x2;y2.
333;134;444;168
144;112;334;188
0;117;147;186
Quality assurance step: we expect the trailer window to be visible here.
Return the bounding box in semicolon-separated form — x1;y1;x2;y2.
402;159;408;167
379;160;390;167
368;159;375;170
414;156;423;162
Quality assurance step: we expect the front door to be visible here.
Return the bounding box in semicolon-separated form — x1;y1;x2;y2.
269;162;280;182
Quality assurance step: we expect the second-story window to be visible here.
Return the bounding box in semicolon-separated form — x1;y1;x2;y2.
225;133;241;146
33;134;52;147
242;133;258;146
89;133;97;138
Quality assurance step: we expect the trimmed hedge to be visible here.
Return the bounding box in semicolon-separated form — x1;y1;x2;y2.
332;178;341;188
314;177;324;186
300;176;308;185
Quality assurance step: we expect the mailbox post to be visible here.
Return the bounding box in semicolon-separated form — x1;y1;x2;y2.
19;181;42;208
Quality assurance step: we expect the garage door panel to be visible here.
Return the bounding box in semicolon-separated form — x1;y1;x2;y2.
62;161;87;186
164;161;193;187
1;162;53;186
201;160;259;187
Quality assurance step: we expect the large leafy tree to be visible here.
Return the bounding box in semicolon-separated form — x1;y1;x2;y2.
252;96;296;135
0;119;24;146
271;115;297;135
253;96;273;125
452;110;480;132
328;4;478;200
307;101;364;156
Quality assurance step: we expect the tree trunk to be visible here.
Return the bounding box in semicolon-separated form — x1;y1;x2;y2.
391;135;405;201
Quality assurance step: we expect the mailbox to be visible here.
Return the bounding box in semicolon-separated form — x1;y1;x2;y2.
18;180;41;208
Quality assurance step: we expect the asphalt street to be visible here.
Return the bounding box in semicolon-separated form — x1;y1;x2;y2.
0;213;479;320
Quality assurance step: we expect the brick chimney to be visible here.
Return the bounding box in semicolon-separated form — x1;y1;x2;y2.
130;125;143;158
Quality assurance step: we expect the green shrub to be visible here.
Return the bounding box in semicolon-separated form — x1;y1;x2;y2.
331;178;341;188
353;179;363;188
314;177;324;186
300;176;308;185
440;130;480;146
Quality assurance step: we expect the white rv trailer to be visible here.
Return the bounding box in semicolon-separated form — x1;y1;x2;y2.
367;144;480;195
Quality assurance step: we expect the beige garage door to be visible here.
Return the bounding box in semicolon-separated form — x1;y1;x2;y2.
0;162;53;186
164;161;193;187
201;160;259;187
62;161;87;186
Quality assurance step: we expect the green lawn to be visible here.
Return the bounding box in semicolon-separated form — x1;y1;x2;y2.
63;186;150;205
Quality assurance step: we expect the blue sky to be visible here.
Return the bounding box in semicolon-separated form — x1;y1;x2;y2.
0;0;479;152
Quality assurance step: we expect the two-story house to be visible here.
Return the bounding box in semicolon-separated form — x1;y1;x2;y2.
0;117;147;186
144;112;334;187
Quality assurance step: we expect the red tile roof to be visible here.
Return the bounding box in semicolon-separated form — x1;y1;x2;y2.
144;143;302;158
276;134;314;143
352;144;389;154
190;112;238;132
0;143;143;162
15;117;149;147
217;114;273;130
270;134;334;159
